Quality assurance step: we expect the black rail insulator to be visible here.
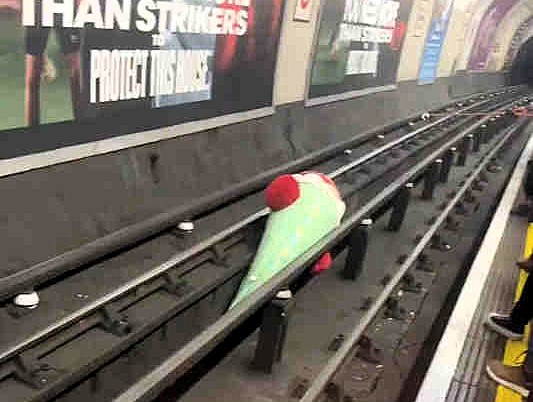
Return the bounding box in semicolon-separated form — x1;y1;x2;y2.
422;159;442;200
457;135;473;166
252;294;293;373
387;183;413;232
480;124;488;144
472;131;482;152
440;148;456;183
341;219;372;280
416;253;435;273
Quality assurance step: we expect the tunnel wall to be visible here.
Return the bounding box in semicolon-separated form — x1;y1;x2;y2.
487;2;532;71
453;0;491;72
437;0;472;78
396;0;435;82
0;0;524;275
509;36;533;85
0;0;526;176
0;70;507;277
454;0;533;75
504;16;533;70
273;0;321;104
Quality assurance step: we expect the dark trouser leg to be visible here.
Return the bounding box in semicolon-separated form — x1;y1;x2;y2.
511;274;533;328
25;55;43;127
64;52;81;119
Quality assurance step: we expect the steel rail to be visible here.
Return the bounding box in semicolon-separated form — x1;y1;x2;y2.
111;97;528;402
299;118;529;402
0;93;516;366
0;87;523;302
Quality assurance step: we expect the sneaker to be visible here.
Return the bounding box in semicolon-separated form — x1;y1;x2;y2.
486;359;530;397
486;313;525;340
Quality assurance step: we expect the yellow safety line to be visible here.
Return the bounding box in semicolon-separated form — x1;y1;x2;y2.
495;223;533;401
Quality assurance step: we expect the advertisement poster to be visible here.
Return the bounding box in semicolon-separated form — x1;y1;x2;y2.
307;0;413;100
0;0;284;149
467;0;517;71
418;0;453;84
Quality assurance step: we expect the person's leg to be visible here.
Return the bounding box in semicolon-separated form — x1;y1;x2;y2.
510;272;533;328
41;54;57;82
24;26;49;127
486;274;533;339
486;335;533;397
25;55;43;127
487;359;531;398
64;52;81;119
517;252;533;272
56;28;82;119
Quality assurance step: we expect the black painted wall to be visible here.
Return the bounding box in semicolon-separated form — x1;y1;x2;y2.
0;72;508;277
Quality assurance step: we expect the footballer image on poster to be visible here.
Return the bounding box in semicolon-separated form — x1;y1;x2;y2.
0;0;284;146
0;0;81;129
308;0;413;99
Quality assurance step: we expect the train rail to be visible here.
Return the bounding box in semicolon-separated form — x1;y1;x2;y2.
299;116;528;402
170;110;531;402
116;90;531;402
0;88;524;301
0;86;530;402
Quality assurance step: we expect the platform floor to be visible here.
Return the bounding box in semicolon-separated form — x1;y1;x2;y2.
445;212;527;402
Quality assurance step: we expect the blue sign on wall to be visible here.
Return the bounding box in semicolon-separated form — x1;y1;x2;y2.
419;0;454;84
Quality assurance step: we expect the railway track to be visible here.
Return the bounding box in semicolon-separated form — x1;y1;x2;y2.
148;91;532;402
0;86;530;402
299;114;530;402
169;113;530;402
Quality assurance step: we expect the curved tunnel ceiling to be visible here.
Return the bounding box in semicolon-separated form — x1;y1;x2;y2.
450;0;533;74
467;0;520;71
486;1;532;71
494;0;533;84
454;0;495;71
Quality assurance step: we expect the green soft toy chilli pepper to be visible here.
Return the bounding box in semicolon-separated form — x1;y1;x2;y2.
228;171;346;310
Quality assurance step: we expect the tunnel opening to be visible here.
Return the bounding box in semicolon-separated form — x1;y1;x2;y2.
510;36;533;86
